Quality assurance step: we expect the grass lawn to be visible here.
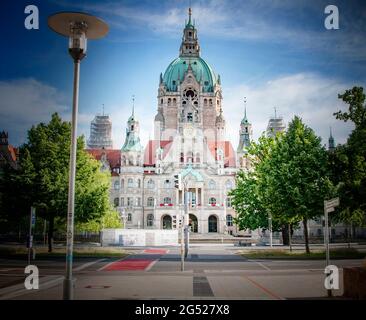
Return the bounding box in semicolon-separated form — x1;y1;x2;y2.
239;248;366;260
0;245;129;259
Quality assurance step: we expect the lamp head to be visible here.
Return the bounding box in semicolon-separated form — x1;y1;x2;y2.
48;12;109;62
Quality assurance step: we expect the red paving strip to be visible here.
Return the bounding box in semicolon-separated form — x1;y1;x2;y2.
244;276;283;300
102;249;168;271
104;259;153;271
143;249;168;254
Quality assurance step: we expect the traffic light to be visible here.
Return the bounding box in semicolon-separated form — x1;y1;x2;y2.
172;215;177;229
174;174;182;190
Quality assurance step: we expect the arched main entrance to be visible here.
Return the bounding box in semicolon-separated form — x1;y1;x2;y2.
189;214;198;233
208;215;218;233
162;215;172;229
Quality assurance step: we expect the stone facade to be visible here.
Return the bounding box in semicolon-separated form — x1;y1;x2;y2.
87;9;252;236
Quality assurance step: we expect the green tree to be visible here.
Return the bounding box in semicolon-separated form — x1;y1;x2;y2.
1;113;111;251
230;134;286;243
76;210;122;232
267;116;333;253
331;86;366;226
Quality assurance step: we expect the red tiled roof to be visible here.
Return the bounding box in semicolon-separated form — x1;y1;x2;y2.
143;140;173;166
8;145;17;162
86;149;121;168
207;141;236;167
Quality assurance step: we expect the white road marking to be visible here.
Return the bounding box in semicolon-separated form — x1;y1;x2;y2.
74;259;105;271
250;260;271;271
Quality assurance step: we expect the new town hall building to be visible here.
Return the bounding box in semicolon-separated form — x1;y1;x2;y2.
87;9;254;236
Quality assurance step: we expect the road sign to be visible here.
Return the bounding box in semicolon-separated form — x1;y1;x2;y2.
325;197;339;210
323;197;340;298
31;207;36;227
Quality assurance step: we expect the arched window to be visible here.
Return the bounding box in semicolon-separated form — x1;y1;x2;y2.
209;197;217;205
164;197;172;205
147;214;154;227
113;197;119;207
127;213;132;222
209;99;213;105
226;214;233;227
127;178;134;188
180;152;184;163
173;98;176;105
196;153;200;163
114;180;120;190
147;179;155;189
187;151;193;163
225;180;233;190
147;197;154;207
168;98;171;106
204;99;207;106
160;98;163;105
208;180;216;190
226;197;232;208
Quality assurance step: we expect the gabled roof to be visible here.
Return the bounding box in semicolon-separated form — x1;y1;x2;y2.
207;141;236;167
143;140;173;166
86;149;121;168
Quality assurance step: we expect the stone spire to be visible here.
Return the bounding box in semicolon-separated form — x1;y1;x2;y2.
179;7;200;57
122;96;143;152
237;98;252;153
328;126;335;151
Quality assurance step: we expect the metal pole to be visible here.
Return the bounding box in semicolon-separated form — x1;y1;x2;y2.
43;219;47;246
268;213;273;248
184;186;189;259
28;207;32;266
180;207;184;271
63;59;80;300
324;201;331;297
289;223;292;252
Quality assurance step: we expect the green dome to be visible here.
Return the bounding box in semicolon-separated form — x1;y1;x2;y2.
163;57;217;92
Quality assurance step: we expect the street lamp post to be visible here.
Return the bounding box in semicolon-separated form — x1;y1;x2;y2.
48;12;108;300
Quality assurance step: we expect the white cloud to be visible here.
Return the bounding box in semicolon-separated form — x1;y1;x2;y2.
223;73;356;149
0;79;69;145
66;0;366;60
0;75;359;152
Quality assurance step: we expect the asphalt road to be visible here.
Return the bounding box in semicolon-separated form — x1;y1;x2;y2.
0;245;364;300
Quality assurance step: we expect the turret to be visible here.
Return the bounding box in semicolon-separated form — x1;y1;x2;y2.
121;96;143;166
328;127;335;151
179;7;200;57
237;98;253;168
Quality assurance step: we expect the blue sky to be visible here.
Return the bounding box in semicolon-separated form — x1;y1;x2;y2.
1;0;366;149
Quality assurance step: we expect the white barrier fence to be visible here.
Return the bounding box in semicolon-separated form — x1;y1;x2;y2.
101;229;178;246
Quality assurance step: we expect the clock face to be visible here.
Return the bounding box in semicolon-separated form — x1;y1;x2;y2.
184;126;194;137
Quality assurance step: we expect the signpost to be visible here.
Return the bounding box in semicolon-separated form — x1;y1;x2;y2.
323;197;339;297
27;207;36;265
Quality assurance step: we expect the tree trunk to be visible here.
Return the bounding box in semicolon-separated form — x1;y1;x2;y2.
281;224;289;246
48;216;54;252
303;218;310;254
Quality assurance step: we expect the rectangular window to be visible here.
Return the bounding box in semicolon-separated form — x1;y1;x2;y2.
121;198;124;206
127;197;133;206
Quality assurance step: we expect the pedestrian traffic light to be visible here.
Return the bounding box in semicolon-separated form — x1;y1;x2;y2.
174;174;182;190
